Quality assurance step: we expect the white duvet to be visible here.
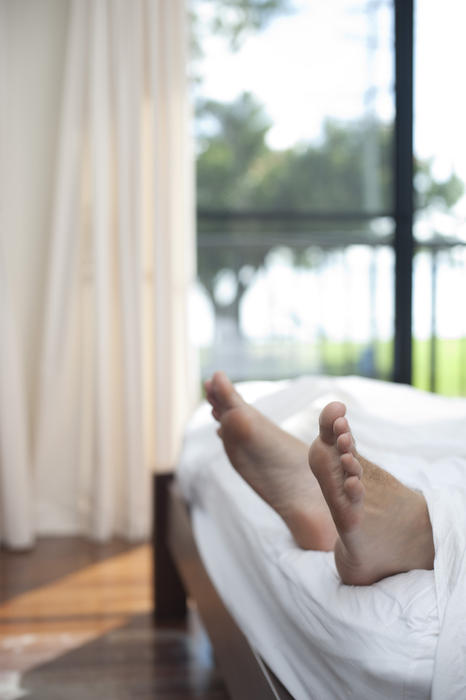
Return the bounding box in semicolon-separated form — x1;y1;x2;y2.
177;376;466;699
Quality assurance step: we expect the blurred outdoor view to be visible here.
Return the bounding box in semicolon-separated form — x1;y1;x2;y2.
190;0;466;395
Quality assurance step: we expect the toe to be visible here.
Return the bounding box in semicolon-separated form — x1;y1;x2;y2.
341;452;362;477
333;416;349;437
343;475;364;502
211;371;243;410
336;431;353;454
319;402;346;444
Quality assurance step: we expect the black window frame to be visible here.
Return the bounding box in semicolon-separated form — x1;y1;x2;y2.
196;0;416;386
393;0;414;384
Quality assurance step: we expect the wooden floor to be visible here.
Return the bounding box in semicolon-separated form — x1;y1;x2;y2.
0;538;229;699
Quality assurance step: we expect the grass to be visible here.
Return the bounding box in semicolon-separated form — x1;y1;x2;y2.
319;337;466;396
201;336;466;397
413;337;466;396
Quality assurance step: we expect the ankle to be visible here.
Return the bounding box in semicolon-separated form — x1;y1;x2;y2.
394;490;434;573
284;507;337;552
411;493;434;570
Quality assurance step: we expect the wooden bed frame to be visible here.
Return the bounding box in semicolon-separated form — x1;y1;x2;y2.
153;472;294;700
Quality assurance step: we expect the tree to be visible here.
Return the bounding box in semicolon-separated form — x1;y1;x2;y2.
191;2;464;338
196;93;464;333
196;92;271;208
196;93;272;326
191;0;296;334
190;0;295;55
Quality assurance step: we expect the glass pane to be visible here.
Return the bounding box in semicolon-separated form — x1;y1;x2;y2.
191;0;395;381
414;0;466;395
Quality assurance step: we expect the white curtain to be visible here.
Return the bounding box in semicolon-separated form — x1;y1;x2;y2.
0;0;197;548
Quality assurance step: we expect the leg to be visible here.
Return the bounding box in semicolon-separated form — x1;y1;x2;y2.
309;401;435;585
205;372;337;551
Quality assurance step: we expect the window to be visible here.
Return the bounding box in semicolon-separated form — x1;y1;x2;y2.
413;0;466;394
191;0;465;394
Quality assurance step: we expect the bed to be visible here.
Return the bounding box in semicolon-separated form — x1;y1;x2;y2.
153;375;466;699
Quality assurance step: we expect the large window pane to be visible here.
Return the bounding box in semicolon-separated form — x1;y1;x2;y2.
414;0;466;395
191;0;395;381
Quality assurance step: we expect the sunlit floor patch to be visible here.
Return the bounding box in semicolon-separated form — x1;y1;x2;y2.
0;545;151;673
0;671;29;699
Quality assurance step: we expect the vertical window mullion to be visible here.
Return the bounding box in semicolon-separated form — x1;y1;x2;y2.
393;0;414;385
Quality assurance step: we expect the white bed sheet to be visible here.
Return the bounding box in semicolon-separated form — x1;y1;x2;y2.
177;375;466;699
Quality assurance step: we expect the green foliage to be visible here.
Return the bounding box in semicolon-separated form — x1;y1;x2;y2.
191;0;295;53
414;158;464;210
196;92;271;207
251;119;393;213
196;90;465;328
197;93;464;215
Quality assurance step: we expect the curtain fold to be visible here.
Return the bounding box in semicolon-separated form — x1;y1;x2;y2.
0;0;34;549
33;0;88;539
0;0;197;547
0;229;33;550
149;0;197;472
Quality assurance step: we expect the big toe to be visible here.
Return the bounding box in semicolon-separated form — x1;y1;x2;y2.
318;401;346;445
220;405;255;443
209;371;244;412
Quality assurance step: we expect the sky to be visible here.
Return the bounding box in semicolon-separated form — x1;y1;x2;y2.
195;0;466;186
196;0;392;149
190;0;466;347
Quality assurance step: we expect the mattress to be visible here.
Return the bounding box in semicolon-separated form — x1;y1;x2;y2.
177;375;466;699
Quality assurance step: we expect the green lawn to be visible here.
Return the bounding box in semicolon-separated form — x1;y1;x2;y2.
413;337;466;396
201;337;466;397
319;337;466;396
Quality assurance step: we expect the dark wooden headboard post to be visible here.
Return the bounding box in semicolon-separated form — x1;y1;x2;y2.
153;472;187;622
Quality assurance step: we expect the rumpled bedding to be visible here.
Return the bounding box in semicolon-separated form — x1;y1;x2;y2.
177;375;466;699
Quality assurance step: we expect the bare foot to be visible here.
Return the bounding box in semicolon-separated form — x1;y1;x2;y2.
309;402;435;585
205;372;337;551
